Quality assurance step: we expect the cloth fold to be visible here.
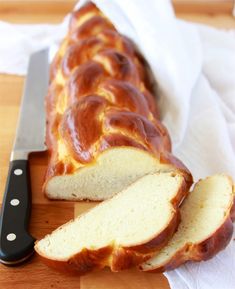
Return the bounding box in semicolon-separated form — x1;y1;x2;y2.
0;1;234;288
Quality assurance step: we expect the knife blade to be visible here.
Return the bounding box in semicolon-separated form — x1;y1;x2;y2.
0;49;49;265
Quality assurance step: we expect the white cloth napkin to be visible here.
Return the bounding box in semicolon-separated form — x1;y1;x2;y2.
0;0;234;288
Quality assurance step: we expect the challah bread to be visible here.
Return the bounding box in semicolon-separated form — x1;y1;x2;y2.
44;1;192;201
140;174;235;272
35;173;187;274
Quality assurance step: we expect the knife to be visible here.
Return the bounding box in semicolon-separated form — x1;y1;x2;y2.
0;49;49;265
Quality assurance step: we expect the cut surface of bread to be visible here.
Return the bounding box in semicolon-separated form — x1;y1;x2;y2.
36;172;187;274
140;174;234;272
45;147;191;201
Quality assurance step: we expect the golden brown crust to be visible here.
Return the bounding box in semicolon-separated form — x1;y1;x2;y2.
36;212;179;274
230;190;235;222
45;1;192;198
144;215;234;273
110;247;152;272
160;152;193;192
37;244;152;275
36;246;112;275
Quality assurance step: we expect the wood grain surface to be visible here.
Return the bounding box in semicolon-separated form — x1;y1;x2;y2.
0;1;235;289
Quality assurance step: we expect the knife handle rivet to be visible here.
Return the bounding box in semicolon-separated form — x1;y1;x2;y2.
6;233;16;241
14;169;23;176
10;199;20;206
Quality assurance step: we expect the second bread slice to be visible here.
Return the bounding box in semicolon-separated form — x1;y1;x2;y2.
35;172;187;274
140;174;234;272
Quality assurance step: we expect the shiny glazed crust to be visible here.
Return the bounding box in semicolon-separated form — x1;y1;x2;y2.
44;2;192;199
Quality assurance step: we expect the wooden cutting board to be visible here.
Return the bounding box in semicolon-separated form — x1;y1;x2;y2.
0;1;235;288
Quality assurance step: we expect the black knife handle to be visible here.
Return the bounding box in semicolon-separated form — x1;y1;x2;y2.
0;160;35;265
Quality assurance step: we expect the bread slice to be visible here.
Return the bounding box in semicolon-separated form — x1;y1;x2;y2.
35;172;187;274
140;174;235;272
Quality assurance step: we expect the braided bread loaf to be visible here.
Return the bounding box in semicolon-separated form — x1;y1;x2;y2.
44;2;192;201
